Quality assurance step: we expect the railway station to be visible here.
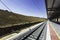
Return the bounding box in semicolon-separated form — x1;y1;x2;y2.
0;0;60;40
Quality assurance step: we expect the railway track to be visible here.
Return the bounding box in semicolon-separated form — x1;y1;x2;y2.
22;23;46;40
7;22;47;40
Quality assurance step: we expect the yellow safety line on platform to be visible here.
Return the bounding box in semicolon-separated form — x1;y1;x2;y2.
49;22;60;40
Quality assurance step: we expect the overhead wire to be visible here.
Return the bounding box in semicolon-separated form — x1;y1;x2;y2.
0;0;12;11
0;0;40;12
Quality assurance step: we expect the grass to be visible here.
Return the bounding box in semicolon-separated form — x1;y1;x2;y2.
0;9;47;28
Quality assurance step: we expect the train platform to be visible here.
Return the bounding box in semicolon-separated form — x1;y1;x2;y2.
48;21;60;40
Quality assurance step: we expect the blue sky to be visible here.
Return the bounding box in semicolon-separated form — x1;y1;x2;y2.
0;0;47;18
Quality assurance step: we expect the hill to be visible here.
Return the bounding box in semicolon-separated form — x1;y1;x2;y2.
0;9;46;27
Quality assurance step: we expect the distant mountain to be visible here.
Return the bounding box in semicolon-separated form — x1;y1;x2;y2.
0;9;46;26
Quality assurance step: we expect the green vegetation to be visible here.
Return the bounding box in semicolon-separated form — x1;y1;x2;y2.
0;9;46;27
